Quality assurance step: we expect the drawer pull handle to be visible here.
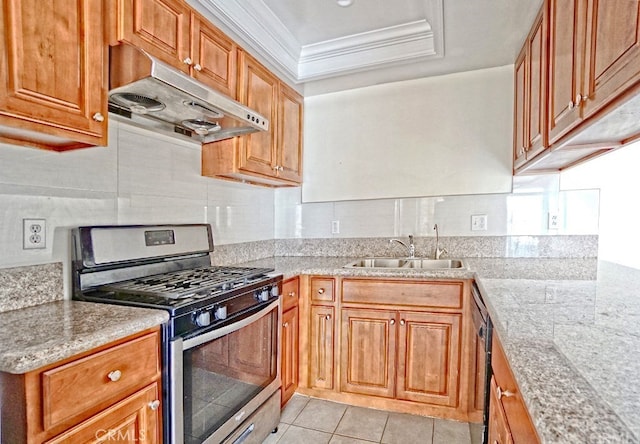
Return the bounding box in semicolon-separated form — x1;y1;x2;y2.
288;291;296;297
283;321;289;328
107;370;122;382
390;319;395;325
325;314;331;320
317;288;325;294
400;319;406;326
497;386;515;399
92;112;105;122
149;400;160;410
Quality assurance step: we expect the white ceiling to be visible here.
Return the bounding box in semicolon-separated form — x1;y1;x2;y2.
192;0;543;95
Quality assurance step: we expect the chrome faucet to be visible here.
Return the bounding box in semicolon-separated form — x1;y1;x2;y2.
433;224;447;259
389;235;415;258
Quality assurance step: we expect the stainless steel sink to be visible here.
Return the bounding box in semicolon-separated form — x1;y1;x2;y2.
343;258;464;269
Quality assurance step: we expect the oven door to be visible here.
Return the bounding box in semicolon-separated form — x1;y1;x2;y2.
170;300;280;444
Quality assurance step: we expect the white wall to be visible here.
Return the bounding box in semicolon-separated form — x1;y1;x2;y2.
0;121;275;269
561;141;640;269
302;65;514;202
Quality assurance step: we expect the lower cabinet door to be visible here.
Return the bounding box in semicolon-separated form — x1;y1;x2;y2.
396;311;461;407
309;305;335;390
340;308;397;398
488;376;514;444
45;383;162;444
281;306;299;405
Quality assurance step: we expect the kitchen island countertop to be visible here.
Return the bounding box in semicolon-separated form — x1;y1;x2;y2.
238;256;638;443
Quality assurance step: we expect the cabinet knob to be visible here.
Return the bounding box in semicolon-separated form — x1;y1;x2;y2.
148;400;160;411
92;112;105;122
107;370;122;382
317;288;325;294
497;386;515;399
283;321;289;328
568;100;575;110
325;314;331;320
288;291;296;297
194;63;202;71
390;319;395;325
183;57;193;65
400;319;406;326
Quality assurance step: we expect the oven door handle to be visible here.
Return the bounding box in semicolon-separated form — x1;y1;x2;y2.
182;300;279;351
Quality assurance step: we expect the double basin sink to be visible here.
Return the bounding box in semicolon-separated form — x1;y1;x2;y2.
343;258;464;269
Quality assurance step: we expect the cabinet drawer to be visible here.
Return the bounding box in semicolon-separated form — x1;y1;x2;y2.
311;277;335;302
282;277;300;312
42;331;161;429
341;279;463;309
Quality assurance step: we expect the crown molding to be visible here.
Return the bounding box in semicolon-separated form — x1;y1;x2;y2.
298;20;439;81
193;0;445;85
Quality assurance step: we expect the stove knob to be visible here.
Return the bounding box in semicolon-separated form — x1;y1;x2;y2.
194;311;211;327
256;288;269;302
270;285;280;297
215;305;227;320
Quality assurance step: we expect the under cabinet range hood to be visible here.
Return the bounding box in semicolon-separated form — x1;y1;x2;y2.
108;44;268;143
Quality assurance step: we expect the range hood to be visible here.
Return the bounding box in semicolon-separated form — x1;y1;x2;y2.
108;44;268;143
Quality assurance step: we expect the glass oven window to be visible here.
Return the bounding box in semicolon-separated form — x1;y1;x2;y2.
182;307;278;444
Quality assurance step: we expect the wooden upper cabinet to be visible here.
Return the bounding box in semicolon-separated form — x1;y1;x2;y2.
115;0;237;97
513;46;528;170
117;0;191;73
0;0;107;150
277;82;304;183
340;308;397;398
526;9;548;161
548;0;589;145
583;0;640;116
191;14;237;98
513;7;548;172
237;50;279;178
396;311;461;407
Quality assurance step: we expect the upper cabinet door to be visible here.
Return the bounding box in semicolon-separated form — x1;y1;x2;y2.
513;46;528;171
525;9;548;160
118;0;191;73
584;0;640;116
548;0;589;145
277;83;303;183
191;15;237;98
0;0;107;149
237;50;278;177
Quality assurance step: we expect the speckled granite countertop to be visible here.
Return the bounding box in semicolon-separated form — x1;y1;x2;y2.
0;301;168;374
237;256;636;444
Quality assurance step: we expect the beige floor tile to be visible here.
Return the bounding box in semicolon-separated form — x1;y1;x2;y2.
262;423;290;443
277;425;333;444
330;435;378;443
432;418;471;444
469;422;483;444
334;406;389;442
292;398;348;433
381;411;434;444
280;394;310;424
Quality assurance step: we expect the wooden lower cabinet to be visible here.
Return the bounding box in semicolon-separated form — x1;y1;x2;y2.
0;328;162;444
340;308;396;398
299;276;475;422
309;304;335;390
281;276;300;406
490;332;540;444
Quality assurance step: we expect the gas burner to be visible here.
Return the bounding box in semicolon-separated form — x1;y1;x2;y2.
100;266;273;300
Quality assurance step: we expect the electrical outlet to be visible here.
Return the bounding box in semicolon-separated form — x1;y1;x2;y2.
471;214;488;231
331;220;340;234
548;212;560;230
23;219;46;249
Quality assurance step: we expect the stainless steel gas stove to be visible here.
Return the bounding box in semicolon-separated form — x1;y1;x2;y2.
71;224;282;444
